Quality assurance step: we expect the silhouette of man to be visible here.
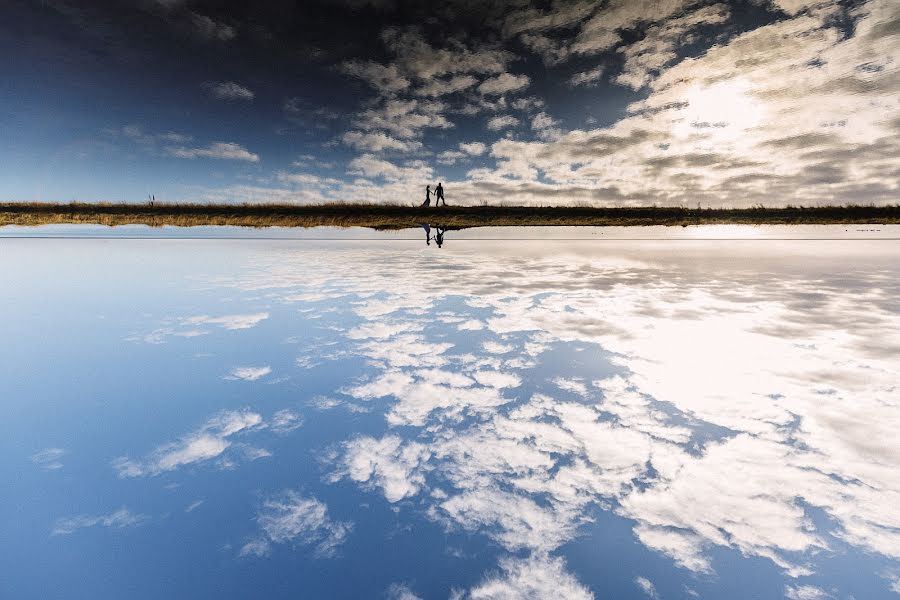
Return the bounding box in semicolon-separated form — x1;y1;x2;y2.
435;182;445;206
421;185;432;207
435;226;445;248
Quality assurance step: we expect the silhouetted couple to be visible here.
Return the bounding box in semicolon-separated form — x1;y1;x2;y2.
421;182;445;207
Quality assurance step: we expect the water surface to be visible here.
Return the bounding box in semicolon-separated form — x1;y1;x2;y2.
2;226;899;599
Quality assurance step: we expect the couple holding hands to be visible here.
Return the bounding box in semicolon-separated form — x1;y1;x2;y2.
421;182;446;207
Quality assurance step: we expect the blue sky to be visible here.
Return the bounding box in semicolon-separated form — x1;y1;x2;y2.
2;235;900;598
1;0;897;206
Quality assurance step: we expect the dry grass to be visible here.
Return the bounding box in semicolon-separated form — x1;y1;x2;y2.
1;202;898;229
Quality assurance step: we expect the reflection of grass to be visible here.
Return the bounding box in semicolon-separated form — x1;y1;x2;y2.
2;202;899;229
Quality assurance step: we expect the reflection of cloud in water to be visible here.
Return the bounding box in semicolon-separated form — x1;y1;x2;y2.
240;491;352;558
225;366;272;381
135;311;270;344
53;507;147;536
459;554;594;600
222;241;900;589
113;410;264;477
31;447;66;471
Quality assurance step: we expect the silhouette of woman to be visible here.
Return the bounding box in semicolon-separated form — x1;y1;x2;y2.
421;185;432;207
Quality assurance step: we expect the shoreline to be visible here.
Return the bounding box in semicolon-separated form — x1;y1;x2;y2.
2;202;899;229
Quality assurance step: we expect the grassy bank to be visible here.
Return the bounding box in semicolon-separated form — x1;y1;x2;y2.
1;202;899;229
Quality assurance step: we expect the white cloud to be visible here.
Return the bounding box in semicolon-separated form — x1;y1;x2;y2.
438;488;580;553
503;0;702;65
31;447;65;470
113;410;263;477
633;525;712;573
482;341;514;354
530;112;562;140
635;576;660;600
569;65;605;87
530;112;557;131
336;435;430;502
486;115;519;131
472;370;521;389
438;150;467;165
553;377;589;397
438;141;488;165
185;500;204;513
185;312;269;330
353;98;452;139
240;446;272;461
121;124;193;146
342;131;421;152
188;12;234;41
381;29;512;81
342;60;410;94
167;142;259;162
139;312;269;345
348;154;433;183
511;96;545;112
271;409;303;433
205;80;254;101
478;73;531;95
226;366;272;381
785;585;829;600
415;75;478;97
615;4;731;90
53;508;147;536
240;491;351;558
459;142;487;156
889;575;900;594
386;583;423;600
461;555;593;600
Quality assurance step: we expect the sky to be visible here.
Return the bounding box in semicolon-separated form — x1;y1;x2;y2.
1;0;898;206
2;233;899;598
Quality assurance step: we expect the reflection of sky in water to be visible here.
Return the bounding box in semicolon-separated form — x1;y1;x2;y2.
1;231;899;599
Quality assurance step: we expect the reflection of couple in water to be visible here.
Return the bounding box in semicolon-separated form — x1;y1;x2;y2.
421;224;446;248
421;182;445;207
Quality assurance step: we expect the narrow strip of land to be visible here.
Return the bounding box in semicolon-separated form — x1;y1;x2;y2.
1;202;898;229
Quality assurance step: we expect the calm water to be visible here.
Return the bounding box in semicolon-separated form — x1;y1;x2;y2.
2;226;899;599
